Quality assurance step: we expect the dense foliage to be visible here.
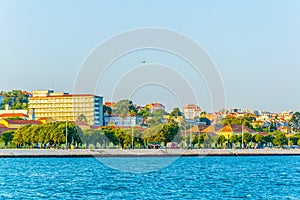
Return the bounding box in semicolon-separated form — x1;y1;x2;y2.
11;122;82;148
0;90;29;110
112;99;138;117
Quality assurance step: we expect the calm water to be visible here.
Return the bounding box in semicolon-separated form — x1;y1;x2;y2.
1;156;300;199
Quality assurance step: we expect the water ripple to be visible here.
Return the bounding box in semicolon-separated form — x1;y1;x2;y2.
0;156;300;199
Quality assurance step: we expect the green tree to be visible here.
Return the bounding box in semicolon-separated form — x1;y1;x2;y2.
217;135;226;148
0;90;29;110
142;124;164;145
224;115;254;128
1;131;14;146
254;134;264;145
230;135;239;147
112;99;137;117
273;133;287;147
242;132;252;147
170;108;182;117
161;123;179;144
103;105;112;115
148;109;167;126
289;112;300;133
137;107;150;126
102;127;118;146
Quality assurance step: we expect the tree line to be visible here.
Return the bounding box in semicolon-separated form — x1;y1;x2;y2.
1;122;300;149
0;122;180;149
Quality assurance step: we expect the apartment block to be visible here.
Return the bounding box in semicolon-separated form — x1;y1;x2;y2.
28;90;103;125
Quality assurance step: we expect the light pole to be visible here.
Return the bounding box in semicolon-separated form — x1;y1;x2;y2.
132;125;134;150
65;120;68;149
189;128;192;149
288;123;291;148
242;124;244;149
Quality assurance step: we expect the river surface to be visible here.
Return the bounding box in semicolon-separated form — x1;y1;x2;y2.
0;156;300;199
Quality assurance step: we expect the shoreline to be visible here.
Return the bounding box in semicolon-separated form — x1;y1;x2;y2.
1;149;300;158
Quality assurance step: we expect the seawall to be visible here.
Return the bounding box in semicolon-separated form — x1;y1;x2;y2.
1;149;300;157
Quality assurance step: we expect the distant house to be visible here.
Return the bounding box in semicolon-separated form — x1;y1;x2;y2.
0;104;29;119
182;104;201;119
200;124;255;138
146;103;165;113
0;113;29;120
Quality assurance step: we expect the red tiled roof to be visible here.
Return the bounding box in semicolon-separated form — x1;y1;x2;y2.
4;120;42;125
104;102;115;107
0;113;28;118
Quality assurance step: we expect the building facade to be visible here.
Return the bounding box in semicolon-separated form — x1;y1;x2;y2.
104;115;142;127
0;104;29;119
182;104;201;119
28;90;103;125
146;103;165;113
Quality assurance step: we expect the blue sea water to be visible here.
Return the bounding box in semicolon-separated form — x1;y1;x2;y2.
0;156;300;199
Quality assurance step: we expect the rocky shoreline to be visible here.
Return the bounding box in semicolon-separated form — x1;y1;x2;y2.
1;149;300;157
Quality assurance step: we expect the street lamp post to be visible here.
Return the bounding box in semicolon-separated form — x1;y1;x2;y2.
184;127;187;148
189;128;192;149
65;120;68;149
132;125;134;150
242;124;244;149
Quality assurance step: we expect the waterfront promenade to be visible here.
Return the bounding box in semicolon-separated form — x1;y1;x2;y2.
1;149;300;157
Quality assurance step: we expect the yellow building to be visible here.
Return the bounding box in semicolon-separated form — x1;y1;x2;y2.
28;90;103;125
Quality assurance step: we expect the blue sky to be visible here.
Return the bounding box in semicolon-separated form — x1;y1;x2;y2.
0;0;299;112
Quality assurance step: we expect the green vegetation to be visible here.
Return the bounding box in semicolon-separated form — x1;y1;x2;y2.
289;112;300;132
80;123;179;149
169;107;182;117
1;126;300;149
11;122;82;148
148;109;168;126
112;99;138;117
224;115;255;127
0;131;14;147
103;105;112;115
0;90;29;110
137;107;150;126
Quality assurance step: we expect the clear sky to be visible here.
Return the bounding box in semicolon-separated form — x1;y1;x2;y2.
0;0;299;112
